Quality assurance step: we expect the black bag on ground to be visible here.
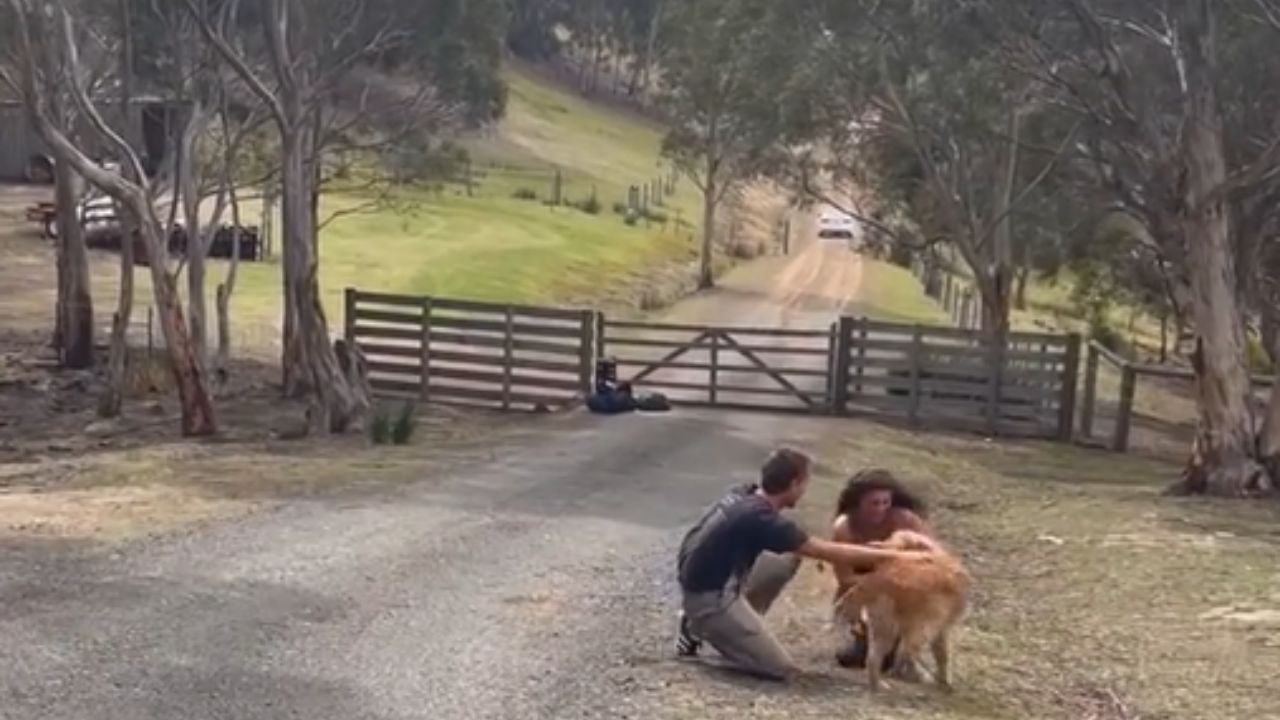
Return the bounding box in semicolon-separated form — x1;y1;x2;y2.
634;392;671;412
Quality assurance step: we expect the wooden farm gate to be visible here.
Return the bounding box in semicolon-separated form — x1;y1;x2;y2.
599;320;837;414
345;289;594;411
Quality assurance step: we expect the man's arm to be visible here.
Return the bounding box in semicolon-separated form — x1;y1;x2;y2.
795;536;932;566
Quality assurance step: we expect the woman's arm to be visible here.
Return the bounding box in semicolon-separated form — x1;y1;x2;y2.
829;516;860;588
796;536;927;566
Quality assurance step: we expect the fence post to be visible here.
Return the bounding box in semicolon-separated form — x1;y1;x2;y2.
344;288;357;350
825;322;838;413
1113;364;1137;452
1058;333;1082;442
909;326;924;427
1080;343;1100;439
594;312;607;365
578;310;595;399
419;297;433;402
832;316;854;415
709;331;720;405
146;306;154;357
985;337;1005;436
502;307;514;410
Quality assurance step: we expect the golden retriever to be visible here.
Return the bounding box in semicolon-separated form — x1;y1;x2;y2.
833;530;970;692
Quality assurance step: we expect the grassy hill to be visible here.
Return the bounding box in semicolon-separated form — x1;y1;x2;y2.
218;64;703;342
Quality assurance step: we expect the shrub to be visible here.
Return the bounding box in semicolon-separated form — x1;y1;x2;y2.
644;208;669;224
391;401;416;445
1086;306;1127;356
370;406;392;444
512;187;538;201
612;201;629;215
1246;335;1274;374
575;194;602;215
623;214;638;226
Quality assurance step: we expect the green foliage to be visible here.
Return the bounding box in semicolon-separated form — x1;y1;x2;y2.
656;0;806;193
642;208;667;224
1246;336;1274;375
369;401;417;445
512;187;539;201
391;401;417;445
574;194;602;215
369;407;393;445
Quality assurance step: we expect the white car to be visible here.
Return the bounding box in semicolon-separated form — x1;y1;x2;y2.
817;211;858;248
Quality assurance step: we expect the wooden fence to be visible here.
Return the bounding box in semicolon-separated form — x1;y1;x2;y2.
345;289;594;411
835;319;1080;439
1078;340;1275;452
347;288;1081;440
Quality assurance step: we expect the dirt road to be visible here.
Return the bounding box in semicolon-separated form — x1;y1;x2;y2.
0;216;874;719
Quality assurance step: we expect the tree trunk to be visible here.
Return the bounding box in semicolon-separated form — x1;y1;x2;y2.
1256;308;1280;482
699;179;717;289
1172;0;1269;498
280;126;368;432
1159;310;1169;364
99;0;137;419
215;188;243;383
141;218;217;437
180;106;209;366
1013;266;1029;311
54;162;94;369
98;209;135;418
979;276;1012;346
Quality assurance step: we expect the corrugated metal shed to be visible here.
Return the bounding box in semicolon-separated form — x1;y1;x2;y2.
0;97;186;182
0;103;48;181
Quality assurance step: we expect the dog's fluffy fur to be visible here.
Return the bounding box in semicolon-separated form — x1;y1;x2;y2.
833;530;970;692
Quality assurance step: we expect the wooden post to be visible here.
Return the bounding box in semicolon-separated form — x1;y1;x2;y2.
578;310;595;399
502;307;514;410
985;338;1005;436
1080;343;1099;439
420;297;433;402
855;317;868;395
343;288;357;350
909;326;924;427
825;322;838;413
146;306;154;357
832;316;854;414
1058;333;1082;442
595;312;607;364
708;331;720;405
1113;364;1137;452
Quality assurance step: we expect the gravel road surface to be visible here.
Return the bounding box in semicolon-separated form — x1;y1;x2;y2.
1;216;871;719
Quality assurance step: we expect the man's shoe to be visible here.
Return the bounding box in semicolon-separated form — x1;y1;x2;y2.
675;611;701;657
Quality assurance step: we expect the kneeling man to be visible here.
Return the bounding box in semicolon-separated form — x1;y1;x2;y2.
675;448;934;681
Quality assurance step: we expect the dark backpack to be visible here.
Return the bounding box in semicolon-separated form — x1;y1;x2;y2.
634;392;672;412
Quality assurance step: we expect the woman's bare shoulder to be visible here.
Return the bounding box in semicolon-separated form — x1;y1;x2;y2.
831;513;855;541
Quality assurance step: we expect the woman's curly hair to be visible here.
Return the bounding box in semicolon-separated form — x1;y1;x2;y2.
834;468;927;519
